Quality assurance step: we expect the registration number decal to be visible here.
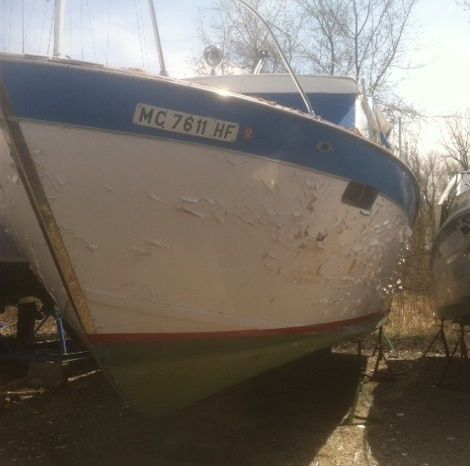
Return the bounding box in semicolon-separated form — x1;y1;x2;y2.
133;103;239;143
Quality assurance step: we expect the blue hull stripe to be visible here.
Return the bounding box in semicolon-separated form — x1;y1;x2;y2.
247;92;357;127
0;59;418;220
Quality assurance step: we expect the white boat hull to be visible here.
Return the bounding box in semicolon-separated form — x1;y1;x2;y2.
1;121;408;336
0;55;418;413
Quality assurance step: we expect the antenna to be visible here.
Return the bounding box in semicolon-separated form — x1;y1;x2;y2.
147;0;168;76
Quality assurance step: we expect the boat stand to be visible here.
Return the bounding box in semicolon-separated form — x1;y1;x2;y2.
437;322;470;392
366;326;396;382
343;330;395;426
1;234;91;389
422;318;450;358
0;303;90;388
343;341;373;425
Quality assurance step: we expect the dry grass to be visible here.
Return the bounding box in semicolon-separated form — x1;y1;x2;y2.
0;306;57;339
387;290;437;337
0;306;19;336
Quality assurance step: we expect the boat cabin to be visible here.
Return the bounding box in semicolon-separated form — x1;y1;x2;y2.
437;171;470;226
186;74;390;146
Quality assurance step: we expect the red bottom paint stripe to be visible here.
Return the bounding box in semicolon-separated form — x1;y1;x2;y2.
87;311;386;344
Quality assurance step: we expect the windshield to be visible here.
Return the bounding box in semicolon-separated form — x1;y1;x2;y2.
439;172;470;205
456;173;470;196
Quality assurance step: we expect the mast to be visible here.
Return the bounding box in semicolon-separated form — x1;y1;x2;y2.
147;0;168;76
53;0;65;58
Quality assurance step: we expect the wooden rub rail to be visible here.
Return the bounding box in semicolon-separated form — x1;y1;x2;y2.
0;76;95;335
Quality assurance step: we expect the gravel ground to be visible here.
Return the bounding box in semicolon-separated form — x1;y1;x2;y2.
1;339;470;466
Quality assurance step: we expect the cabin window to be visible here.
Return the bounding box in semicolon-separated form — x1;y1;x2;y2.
341;181;378;210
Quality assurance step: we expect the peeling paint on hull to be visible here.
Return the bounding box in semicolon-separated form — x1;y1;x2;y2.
1;122;407;330
0;58;418;413
0;121;408;411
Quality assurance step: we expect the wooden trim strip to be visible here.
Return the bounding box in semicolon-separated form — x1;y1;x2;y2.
0;70;95;334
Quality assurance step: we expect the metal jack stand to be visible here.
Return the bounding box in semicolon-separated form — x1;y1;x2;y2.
367;326;396;382
343;341;380;426
344;327;397;425
422;318;450;358
52;307;68;356
437;323;470;391
0;305;90;389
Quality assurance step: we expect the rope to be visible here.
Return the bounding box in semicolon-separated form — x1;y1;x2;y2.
0;0;6;51
133;0;147;70
7;0;13;51
21;0;24;53
46;1;54;56
85;0;98;62
138;0;150;71
69;0;72;56
106;0;111;66
24;0;37;45
38;0;49;54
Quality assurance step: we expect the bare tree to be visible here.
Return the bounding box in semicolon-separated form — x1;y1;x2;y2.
461;0;470;13
195;0;303;75
441;110;470;171
195;0;419;122
294;0;349;75
296;0;418;97
401;113;470;298
398;146;449;305
387;141;453;332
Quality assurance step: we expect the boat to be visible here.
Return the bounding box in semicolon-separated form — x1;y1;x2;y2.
432;171;470;324
0;0;419;415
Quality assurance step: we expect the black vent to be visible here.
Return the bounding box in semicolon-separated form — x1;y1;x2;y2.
341;181;378;210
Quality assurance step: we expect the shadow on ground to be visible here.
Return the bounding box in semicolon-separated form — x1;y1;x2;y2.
0;350;364;466
366;353;470;466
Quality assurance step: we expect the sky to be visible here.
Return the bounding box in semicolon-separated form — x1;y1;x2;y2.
0;0;469;154
393;0;470;152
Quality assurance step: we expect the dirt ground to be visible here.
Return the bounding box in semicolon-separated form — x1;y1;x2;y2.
1;336;470;466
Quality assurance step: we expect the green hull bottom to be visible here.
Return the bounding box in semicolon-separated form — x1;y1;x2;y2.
92;324;377;416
